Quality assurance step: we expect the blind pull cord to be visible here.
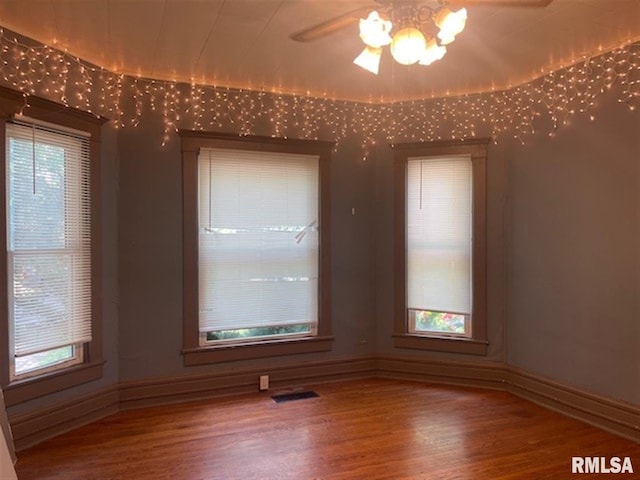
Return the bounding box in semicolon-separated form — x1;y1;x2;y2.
419;160;423;210
31;123;36;195
208;152;212;231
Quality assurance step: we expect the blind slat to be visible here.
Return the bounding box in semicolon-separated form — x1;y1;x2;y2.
407;156;473;315
198;147;319;332
6;122;92;357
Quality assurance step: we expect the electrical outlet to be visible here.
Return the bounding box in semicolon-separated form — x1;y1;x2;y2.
259;375;269;391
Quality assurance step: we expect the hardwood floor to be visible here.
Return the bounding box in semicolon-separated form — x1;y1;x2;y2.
14;378;640;479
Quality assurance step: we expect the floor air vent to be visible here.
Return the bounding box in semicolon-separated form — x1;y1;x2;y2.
271;391;319;403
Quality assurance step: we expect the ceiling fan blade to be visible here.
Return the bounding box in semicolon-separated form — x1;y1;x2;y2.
290;7;373;42
447;0;553;6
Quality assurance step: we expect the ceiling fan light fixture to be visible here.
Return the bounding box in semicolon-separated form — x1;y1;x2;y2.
435;7;467;45
437;32;456;45
419;39;447;65
353;46;383;74
359;11;393;48
390;27;426;66
350;4;473;73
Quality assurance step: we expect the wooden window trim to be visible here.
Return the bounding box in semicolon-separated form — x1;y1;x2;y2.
0;86;107;406
392;138;489;356
180;130;334;366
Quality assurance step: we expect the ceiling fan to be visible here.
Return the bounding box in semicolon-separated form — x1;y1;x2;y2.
290;0;553;74
290;0;553;43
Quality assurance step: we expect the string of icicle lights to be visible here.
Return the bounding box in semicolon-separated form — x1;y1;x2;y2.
0;28;638;157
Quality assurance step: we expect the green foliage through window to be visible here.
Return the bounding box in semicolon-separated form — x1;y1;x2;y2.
414;310;467;334
14;345;74;375
207;324;311;341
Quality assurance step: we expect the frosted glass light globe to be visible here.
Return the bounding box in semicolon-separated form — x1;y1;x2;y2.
390;28;426;65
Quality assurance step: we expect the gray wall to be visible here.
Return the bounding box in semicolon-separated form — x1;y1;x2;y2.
71;82;640;407
116;108;376;382
8;80;639;416
506;90;640;405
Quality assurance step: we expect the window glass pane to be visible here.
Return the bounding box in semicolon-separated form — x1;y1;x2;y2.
206;324;312;342
14;345;75;376
409;309;468;335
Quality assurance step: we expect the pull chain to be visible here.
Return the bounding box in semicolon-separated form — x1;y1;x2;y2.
31;123;36;195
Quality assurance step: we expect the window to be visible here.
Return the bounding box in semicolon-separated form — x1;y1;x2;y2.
0;88;105;406
181;132;333;365
198;148;319;343
6;122;91;379
393;139;488;355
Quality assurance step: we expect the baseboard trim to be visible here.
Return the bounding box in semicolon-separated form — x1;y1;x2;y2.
376;354;639;443
507;366;640;443
376;354;507;390
8;354;639;450
119;355;377;410
9;385;119;451
11;355;375;450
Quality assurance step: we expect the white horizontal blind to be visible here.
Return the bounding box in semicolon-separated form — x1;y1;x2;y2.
407;155;472;315
198;147;319;333
6;122;92;357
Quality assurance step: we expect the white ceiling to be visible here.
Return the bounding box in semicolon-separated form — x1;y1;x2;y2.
0;0;638;102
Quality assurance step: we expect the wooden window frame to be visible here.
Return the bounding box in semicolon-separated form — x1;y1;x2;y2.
180;131;333;366
393;138;489;356
0;87;107;406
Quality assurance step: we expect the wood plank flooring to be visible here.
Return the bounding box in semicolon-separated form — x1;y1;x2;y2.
14;378;640;479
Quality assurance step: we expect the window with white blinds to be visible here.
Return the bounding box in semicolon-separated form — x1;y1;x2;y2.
406;155;473;320
198;147;319;339
6;121;91;374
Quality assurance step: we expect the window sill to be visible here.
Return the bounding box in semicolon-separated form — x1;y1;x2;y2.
3;361;105;407
182;335;334;366
393;334;488;356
